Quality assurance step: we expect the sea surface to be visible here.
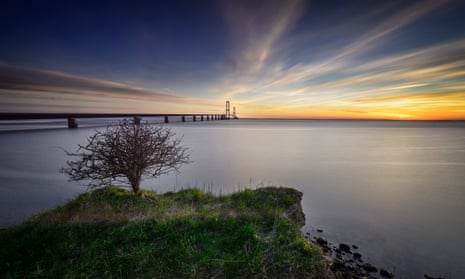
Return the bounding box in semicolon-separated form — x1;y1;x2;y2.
1;119;464;278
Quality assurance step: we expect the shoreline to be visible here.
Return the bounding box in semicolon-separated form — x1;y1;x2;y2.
304;228;447;279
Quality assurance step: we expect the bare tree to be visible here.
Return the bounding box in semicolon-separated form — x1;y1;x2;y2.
61;119;190;192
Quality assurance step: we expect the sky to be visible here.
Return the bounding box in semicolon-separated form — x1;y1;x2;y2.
1;0;465;120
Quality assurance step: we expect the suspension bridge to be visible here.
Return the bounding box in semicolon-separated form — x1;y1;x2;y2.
0;101;238;128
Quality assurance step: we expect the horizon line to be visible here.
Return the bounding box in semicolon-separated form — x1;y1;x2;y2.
240;117;465;121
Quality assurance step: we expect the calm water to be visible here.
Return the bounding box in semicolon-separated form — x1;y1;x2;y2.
1;119;464;278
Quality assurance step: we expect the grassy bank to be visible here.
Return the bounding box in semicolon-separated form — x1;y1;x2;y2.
0;186;331;278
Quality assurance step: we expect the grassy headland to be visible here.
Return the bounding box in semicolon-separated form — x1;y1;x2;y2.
0;186;331;278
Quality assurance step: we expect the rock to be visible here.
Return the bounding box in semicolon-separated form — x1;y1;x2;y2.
346;265;355;271
352;244;358;249
331;259;345;270
317;229;323;233
339;243;351;252
424;275;435;279
285;199;306;227
316;237;328;246
362;263;378;273
353;252;362;259
380;268;394;278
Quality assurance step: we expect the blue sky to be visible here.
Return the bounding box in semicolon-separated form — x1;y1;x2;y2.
1;0;465;119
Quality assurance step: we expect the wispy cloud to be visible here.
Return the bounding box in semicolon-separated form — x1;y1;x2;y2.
0;63;181;101
326;0;447;63
286;39;465;98
222;0;306;74
260;0;452;91
2;0;463;119
0;63;221;113
212;0;465;119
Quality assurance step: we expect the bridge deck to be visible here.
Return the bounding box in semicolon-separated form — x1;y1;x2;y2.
0;113;224;120
0;113;229;128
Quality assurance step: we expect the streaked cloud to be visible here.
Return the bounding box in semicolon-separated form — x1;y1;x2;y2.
211;0;465;119
286;39;465;98
0;63;180;101
1;0;465;119
222;0;305;74
0;63;221;113
326;0;447;63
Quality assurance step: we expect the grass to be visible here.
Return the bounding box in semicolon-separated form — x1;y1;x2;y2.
0;186;329;278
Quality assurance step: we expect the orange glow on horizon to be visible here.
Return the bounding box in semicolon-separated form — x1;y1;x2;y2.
230;99;465;120
238;108;465;120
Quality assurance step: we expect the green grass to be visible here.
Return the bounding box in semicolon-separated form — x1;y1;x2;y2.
0;186;329;278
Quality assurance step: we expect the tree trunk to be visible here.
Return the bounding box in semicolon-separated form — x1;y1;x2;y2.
129;176;141;192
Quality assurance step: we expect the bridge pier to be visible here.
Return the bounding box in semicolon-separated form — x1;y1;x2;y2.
68;117;78;128
2;110;237;129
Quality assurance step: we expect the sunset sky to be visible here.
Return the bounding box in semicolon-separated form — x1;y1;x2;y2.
1;0;465;119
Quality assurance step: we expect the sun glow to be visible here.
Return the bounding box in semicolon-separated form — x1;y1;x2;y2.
235;91;465;120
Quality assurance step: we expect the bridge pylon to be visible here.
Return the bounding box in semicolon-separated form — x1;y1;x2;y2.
226;101;230;120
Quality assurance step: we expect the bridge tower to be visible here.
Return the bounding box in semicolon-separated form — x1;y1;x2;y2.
232;107;237;119
226;100;230;120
